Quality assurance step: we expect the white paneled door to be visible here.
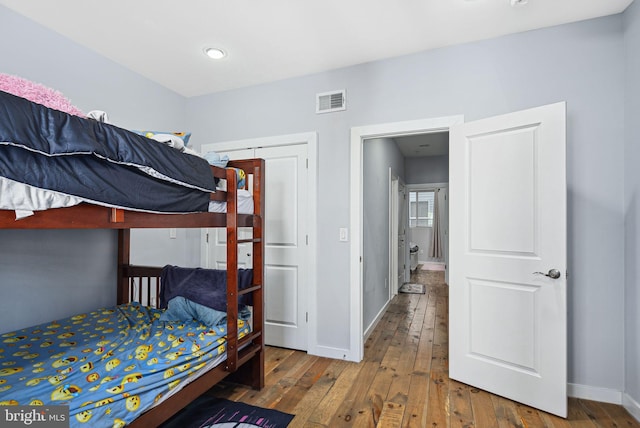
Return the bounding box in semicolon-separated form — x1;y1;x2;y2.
449;103;567;417
398;182;407;285
204;143;309;351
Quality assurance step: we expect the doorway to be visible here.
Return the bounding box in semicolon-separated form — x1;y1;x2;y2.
350;115;464;361
352;103;568;416
405;183;449;282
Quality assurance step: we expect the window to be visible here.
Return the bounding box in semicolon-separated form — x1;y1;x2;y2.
409;190;434;227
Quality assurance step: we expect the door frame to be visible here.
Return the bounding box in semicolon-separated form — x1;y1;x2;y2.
406;182;450;283
200;131;319;355
389;170;402;299
350;115;464;360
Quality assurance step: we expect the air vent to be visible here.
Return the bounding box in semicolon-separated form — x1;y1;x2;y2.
316;90;346;114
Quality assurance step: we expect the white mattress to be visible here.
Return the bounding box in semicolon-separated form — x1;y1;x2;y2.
208;189;254;214
1;177;253;219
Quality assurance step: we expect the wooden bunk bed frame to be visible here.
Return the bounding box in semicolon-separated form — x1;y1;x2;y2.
0;158;265;428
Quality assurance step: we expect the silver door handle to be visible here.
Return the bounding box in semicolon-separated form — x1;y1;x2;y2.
533;269;561;279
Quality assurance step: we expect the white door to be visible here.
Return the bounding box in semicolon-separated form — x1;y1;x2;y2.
440;188;449;283
390;175;400;297
449;102;567;417
398;182;408;284
204;143;309;351
390;176;406;296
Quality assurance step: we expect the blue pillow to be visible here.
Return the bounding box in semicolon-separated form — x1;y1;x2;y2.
160;296;252;327
204;151;229;168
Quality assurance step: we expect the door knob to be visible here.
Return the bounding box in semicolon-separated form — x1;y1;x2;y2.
533;269;561;279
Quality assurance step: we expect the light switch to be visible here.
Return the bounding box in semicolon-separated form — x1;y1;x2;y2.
169;228;177;239
339;228;348;242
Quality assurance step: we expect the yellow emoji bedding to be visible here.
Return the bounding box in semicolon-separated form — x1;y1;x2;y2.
0;302;250;427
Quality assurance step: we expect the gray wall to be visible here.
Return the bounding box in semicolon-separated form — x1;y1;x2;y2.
405;155;449;185
185;16;626;393
362;138;405;330
0;5;189;333
624;0;640;412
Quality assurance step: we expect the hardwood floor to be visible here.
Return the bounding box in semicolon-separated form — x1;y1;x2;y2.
208;268;639;427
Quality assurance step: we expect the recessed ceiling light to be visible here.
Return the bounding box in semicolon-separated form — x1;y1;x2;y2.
204;47;226;60
510;0;528;5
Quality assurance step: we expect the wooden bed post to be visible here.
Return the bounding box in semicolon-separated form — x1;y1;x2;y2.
225;167;239;373
251;159;266;389
117;229;131;305
228;159;266;389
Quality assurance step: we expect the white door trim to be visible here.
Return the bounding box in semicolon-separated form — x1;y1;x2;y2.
201;132;319;355
389;170;399;299
349;116;464;361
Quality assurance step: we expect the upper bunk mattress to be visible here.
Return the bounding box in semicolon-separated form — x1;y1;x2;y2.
0;90;216;213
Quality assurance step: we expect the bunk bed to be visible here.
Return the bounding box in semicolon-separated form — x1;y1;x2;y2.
0;89;265;427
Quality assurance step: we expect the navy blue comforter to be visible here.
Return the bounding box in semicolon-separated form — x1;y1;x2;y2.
159;265;253;310
0;90;216;213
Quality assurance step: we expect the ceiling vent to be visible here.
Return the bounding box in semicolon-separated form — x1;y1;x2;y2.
316;90;346;114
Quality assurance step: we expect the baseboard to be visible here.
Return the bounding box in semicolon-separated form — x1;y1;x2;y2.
568;383;623;404
309;299;391;363
309;344;357;362
623;393;640;423
364;300;391;342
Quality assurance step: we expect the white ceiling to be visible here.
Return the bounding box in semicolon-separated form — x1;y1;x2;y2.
0;0;633;97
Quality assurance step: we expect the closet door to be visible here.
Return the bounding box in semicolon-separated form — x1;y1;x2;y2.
255;144;308;351
202;143;309;351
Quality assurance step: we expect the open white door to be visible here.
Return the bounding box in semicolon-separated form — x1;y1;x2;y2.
449;102;567;417
398;182;408;284
390;174;399;297
390;176;407;296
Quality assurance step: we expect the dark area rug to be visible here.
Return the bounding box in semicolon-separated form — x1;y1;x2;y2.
159;395;294;428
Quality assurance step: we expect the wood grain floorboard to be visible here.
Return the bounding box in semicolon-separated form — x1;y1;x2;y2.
206;269;639;428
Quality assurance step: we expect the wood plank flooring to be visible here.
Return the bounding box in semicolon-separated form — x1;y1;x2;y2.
207;269;639;427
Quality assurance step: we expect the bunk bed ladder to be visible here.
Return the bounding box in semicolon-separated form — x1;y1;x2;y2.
224;161;265;390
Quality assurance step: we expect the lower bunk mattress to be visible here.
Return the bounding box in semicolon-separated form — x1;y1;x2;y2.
0;302;250;427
